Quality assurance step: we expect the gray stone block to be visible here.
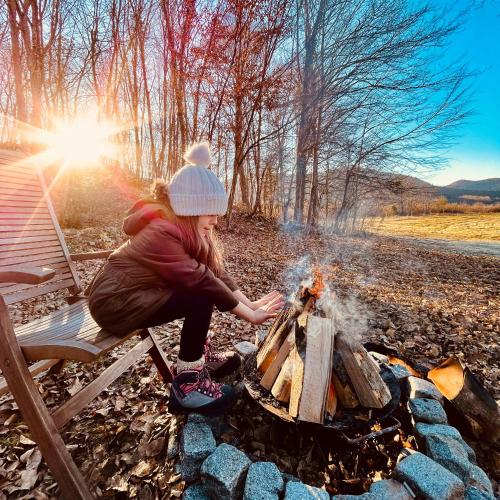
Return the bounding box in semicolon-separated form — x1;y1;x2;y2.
406;377;444;404
282;473;301;484
182;484;211;500
407;398;448;424
187;413;223;437
284;482;330;499
390;364;412;381
424;434;471;483
255;330;267;347
234;341;258;357
244;462;284;500
331;495;376;499
201;443;252;500
393;451;465;500
180;422;216;482
414;422;476;461
467;465;494;496
369;479;414;499
465;486;496;500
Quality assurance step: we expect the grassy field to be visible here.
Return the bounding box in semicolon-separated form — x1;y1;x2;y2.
368;213;500;241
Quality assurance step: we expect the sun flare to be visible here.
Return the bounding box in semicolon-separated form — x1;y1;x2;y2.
43;116;118;168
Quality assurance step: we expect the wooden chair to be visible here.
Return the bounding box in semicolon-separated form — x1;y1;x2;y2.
0;149;173;499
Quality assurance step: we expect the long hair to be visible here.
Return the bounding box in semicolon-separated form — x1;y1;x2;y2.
152;180;225;276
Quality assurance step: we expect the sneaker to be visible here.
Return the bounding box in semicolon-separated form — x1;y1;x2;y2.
168;367;236;416
204;337;242;379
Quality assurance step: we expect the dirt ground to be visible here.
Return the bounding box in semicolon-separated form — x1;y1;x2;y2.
1;212;498;498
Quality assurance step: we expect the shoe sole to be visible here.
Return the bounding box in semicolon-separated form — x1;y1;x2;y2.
168;391;236;417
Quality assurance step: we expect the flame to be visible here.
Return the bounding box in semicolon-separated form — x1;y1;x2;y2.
309;266;325;298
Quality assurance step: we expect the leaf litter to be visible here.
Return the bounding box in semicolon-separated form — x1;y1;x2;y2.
0;211;498;497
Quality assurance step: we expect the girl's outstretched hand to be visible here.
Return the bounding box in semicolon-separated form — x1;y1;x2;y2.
252;292;284;325
251;290;284;311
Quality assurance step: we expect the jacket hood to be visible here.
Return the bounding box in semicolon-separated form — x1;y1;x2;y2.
123;199;169;236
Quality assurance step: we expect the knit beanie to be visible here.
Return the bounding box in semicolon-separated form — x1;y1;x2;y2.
169;142;228;216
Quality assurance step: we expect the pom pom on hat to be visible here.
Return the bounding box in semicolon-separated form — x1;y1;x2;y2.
183;141;211;166
169;142;228;216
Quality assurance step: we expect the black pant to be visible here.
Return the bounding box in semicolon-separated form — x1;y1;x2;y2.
140;290;214;362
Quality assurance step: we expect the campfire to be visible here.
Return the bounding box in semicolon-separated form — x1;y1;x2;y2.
239;267;497;496
254;268;392;426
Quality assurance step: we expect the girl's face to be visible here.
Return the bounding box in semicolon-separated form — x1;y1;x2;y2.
197;215;218;239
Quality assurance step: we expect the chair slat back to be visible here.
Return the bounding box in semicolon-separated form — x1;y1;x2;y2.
0;149;81;305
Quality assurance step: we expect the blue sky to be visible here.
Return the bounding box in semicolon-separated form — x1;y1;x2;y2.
425;0;500;186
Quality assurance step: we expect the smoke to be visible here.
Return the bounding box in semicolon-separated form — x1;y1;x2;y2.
282;254;313;302
320;291;370;345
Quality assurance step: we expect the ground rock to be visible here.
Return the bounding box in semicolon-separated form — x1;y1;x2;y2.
369;479;414;499
467;465;494;496
393;451;465;500
331;495;376;499
282;473;301;484
414;422;476;461
182;483;211;500
180;422;216;482
406;377;444;404
407;398;448;424
465;486;496;500
201;443;251;500
255;330;267;347
284;482;329;499
390;364;412;381
234;341;258;357
424;434;471;483
243;462;284;500
187;413;223;438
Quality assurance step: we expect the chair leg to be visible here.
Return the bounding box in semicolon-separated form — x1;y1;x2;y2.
140;329;173;384
0;300;94;499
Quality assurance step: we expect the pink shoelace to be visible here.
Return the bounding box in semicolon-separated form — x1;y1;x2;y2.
204;336;225;363
181;367;222;398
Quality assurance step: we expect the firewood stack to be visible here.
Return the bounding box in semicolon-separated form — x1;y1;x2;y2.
256;269;392;424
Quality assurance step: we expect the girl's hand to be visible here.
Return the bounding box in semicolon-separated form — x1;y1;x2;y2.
252;308;277;325
251;294;284;325
251;290;284;311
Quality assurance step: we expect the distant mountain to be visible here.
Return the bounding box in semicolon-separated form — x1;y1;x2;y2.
445;178;500;191
435;178;500;204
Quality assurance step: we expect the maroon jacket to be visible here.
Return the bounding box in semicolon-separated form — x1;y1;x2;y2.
88;200;238;334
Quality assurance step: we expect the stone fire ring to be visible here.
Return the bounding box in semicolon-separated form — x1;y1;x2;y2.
175;344;495;500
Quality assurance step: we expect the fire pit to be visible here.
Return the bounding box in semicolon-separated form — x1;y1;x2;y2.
243;268;407;444
237;270;497;497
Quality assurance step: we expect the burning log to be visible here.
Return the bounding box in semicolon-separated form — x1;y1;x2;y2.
288;346;305;418
260;330;295;390
331;352;360;409
256;296;312;374
326;380;338;417
336;335;392;409
298;316;335;423
428;358;500;444
254;267;392;424
271;355;293;403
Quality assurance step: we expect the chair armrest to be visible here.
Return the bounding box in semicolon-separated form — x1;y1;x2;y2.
0;267;56;285
70;250;113;261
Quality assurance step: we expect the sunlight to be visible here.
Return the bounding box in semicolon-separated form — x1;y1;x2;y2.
43;116;118;168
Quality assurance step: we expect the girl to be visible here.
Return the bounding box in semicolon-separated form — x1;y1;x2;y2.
88;142;283;416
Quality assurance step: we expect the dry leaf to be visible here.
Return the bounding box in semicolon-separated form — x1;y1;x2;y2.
19;449;42;490
144;437;165;458
19;435;36;446
67;377;83;397
131;459;155;478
